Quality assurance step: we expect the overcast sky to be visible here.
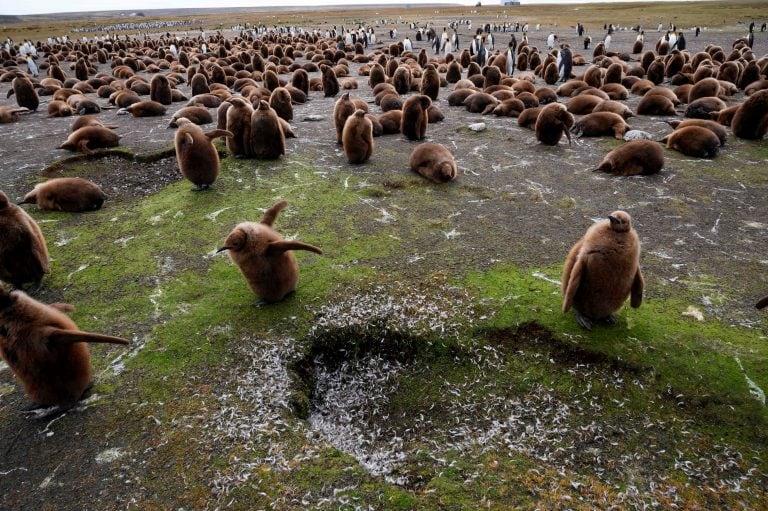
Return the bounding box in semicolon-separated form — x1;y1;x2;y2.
3;0;667;17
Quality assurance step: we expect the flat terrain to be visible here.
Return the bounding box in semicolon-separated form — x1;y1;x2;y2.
0;2;767;510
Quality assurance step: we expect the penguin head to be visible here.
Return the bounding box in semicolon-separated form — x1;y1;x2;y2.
608;211;632;232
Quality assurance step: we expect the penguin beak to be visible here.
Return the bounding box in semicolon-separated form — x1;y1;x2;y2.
216;246;231;253
608;215;619;225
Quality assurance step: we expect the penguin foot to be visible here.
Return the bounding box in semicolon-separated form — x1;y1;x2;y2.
575;311;593;331
192;184;211;192
601;314;618;326
251;299;268;307
26;280;44;295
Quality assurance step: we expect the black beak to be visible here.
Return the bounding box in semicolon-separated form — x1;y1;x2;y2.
216;246;230;253
608;215;619;225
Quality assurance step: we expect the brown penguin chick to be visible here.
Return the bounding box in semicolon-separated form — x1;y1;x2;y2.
731;90;768;139
70;115;117;132
366;114;384;137
409;143;457;183
446;61;462;83
534;87;558;105
217;200;322;304
269;87;293;122
0;106;29;123
636;94;677;116
169;106;213;128
392;66;412;95
464;92;499;113
150;73;172;105
420;64;440;100
566;94;603;115
278;117;296;139
572;112;630;140
490;98;525;117
0;285;129;415
225;97;254;157
60;126;120;155
595;140;664;176
333;92;356;144
378;110;403;134
216;101;232;130
9;76;39;111
66;95;102;116
667;119;727;146
684;96;726;119
122;100;167;117
174;118;233;190
711;105;739;127
342;110;374;164
592;99;634;119
321;64;340;97
518;106;543;129
0;191;49;291
535;103;574;145
19;178;107;212
401;94;431;141
250;100;285;159
661;125;720;158
47;100;74;117
562;211;644;330
427;105;445;123
688;77;720;102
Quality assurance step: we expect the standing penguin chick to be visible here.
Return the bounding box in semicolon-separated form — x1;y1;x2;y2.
19;178;107;212
0;285;129;416
0;191;50;291
250;100;285;159
333;92;356;144
409;143;457;183
174;118;232;190
401;94;431;141
535;103;574;145
217;201;323;303
562;211;644;330
342;110;374;164
9;76;39;111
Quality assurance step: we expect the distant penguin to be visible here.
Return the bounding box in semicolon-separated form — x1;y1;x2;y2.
174;118;232;190
562;211;644;330
0;191;49;291
25;55;38;77
0;285;129;417
535;103;574;145
409;143;457;183
250;100;285;159
557;45;573;82
342;110;374;164
401;94;431;141
594;140;664;176
217;201;322;304
19;178;107;212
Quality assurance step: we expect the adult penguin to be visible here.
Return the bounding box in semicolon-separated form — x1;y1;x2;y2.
557;44;572;83
506;36;517;75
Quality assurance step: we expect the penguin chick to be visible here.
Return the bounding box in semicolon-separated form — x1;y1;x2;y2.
0;191;50;292
19;178;107;212
0;285;129;417
562;211;644;330
342;110;374;164
174;118;233;190
218;201;322;303
409;143;457;183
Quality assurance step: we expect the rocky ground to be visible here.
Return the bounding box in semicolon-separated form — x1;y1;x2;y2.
0;13;767;511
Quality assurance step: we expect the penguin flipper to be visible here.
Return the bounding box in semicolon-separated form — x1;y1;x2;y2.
562;245;585;313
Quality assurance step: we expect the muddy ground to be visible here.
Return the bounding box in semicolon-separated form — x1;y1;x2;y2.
0;14;767;511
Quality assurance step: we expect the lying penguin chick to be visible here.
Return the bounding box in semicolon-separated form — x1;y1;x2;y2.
562;211;644;330
409;143;457;183
174;118;232;191
0;191;49;292
218;200;322;303
0;285;129;418
19;178;107;212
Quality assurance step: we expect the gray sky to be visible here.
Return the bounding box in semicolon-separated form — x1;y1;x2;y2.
3;0;665;17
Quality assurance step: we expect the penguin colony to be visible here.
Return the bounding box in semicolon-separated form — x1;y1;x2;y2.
0;19;767;417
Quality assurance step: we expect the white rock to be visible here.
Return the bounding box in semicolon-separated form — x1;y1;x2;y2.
468;122;486;132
